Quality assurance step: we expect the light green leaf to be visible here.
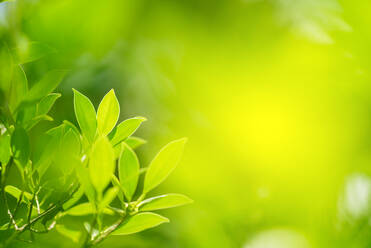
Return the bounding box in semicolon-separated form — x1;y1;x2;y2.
99;187;119;209
63;186;85;210
97;89;120;136
13;41;55;64
138;194;193;211
63;202;95;216
109;117;146;146
24;70;66;102
73;89;97;143
11;126;30;166
143;138;187;193
5;185;33;203
8;65;28;112
119;143;139;201
125;136;147;150
113;212;169;235
55;225;82;243
75;162;96;204
0;133;11;165
89;136;115;194
37;93;61;115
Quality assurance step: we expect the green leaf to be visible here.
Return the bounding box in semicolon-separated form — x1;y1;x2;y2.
5;185;33;203
13;41;56;64
119;143;139;201
24;70;66;102
63;202;95;216
25;114;53;131
8;65;28;112
99;187;119;209
97;89;120;136
11;126;30;166
75;163;96;204
0;132;11;165
113;212;169;235
125;136;147;150
57;129;81;174
143;138;187;193
89;136;115;194
0;43;13;100
73;89;97;143
63;186;85;210
55;225;82;243
109;117;146;146
37;93;61;115
138;194;193;211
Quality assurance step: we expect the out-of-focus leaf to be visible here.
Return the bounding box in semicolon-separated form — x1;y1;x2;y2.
75;163;96;204
63;186;85;210
73;89;97;143
8;65;28;113
143;138;187;193
138;194;193;211
125;136;147;150
89;136;115;194
11;126;30;166
5;185;33;203
119;143;139;201
57;129;81;175
16;103;36;125
13;41;56;64
25;114;53;131
109;117;146;146
97;89;120;136
113;212;169;235
0;43;13;101
0;132;11;165
63;202;95;216
55;225;82;243
37;93;61;115
24;70;66;102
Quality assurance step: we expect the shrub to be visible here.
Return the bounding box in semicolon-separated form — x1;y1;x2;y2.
0;52;192;247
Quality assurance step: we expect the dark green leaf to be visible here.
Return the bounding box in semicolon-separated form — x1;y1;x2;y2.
11;126;30;166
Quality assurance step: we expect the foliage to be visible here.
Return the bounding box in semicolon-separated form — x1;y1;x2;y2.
0;48;192;247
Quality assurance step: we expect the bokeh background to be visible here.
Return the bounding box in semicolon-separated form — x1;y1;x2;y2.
1;0;371;247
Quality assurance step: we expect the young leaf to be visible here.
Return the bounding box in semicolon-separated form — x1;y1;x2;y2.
37;93;61;115
25;114;53;131
125;136;147;150
73;89;97;143
119;143;139;201
63;186;85;210
11;126;30;166
143;138;187;193
138;194;193;211
8;65;28;112
97;89;120;136
113;212;169;235
0;133;11;164
109;117;146;146
89;136;115;194
24;70;66;102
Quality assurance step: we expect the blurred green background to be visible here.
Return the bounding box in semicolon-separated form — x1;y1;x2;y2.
1;0;371;247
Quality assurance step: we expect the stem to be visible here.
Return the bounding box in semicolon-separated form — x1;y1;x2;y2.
87;217;126;247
